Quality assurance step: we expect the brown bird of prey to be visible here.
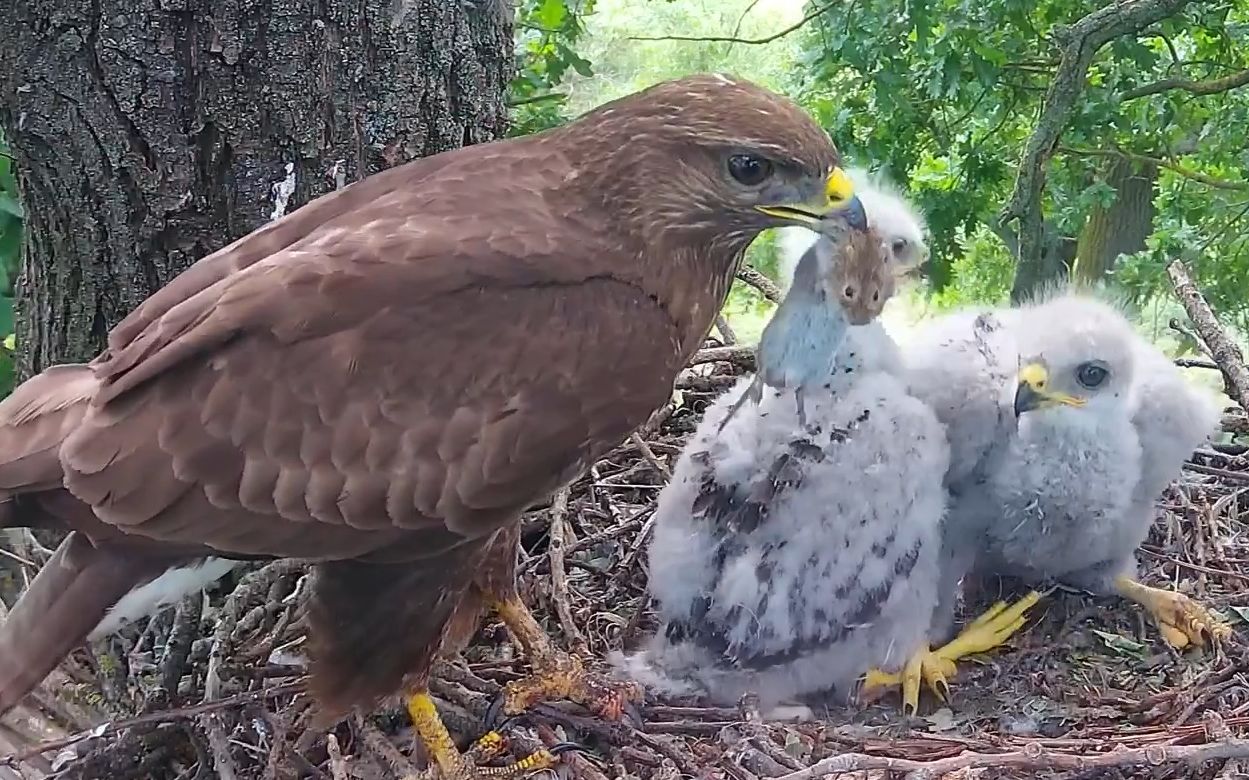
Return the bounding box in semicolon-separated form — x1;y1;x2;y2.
0;74;863;779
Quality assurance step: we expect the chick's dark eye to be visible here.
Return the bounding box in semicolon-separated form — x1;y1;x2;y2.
727;154;773;186
1076;362;1109;389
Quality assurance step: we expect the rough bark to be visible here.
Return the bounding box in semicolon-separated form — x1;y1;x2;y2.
1073;154;1158;284
0;0;514;377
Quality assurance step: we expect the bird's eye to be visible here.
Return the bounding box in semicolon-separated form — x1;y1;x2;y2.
727;154;774;187
891;238;908;255
1075;361;1109;389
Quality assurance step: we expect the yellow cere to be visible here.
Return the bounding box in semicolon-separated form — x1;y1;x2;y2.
1017;362;1049;389
825;166;855;204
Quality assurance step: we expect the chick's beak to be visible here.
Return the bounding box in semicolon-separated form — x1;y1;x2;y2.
755;166;867;233
1013;362;1086;417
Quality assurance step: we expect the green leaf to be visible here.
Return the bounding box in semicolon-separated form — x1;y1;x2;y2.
1227;605;1249;625
1091;629;1147;659
533;0;568;30
0;193;22;220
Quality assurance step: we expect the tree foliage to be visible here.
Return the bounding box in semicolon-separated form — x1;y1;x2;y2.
789;0;1249;326
0;134;20;394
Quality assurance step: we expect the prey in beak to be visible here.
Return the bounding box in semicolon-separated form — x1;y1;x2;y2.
1013;361;1087;417
756;166;868;234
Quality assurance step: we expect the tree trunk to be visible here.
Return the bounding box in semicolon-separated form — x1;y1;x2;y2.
1008;220;1077;303
0;0;514;378
0;2;512;764
1073;155;1158;284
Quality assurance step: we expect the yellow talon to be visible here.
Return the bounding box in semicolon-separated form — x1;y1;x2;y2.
860;645;954;714
932;590;1041;663
859;592;1041;714
405;691;569;779
1114;575;1232;649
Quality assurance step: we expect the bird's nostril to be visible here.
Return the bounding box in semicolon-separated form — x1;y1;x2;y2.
872;290;880;302
843;285;856;299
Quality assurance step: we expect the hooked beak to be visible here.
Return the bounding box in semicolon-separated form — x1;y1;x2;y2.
755;166;867;234
1013;362;1087;417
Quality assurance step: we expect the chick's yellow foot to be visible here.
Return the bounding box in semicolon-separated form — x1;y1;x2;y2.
860;645;955;715
405;692;571;780
1115;575;1232;649
933;590;1041;661
859;592;1041;714
489;595;643;724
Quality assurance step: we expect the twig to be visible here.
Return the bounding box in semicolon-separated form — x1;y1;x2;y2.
736;266;783;304
691;345;757;368
1176;358;1220;369
1222;414;1249;435
1184;461;1249;484
1124;68;1249;100
775;738;1249;780
325;733;348;780
0;682;304;766
547;488;588;656
628;1;835;44
1059;145;1248;191
354;715;419;778
629;434;671;481
1167;259;1249;411
716;314;739;345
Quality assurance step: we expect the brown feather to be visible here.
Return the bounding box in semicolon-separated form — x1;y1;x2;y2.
0;73;845;717
0;533;181;715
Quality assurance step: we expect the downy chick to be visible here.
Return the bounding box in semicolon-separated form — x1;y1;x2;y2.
619;225;950;716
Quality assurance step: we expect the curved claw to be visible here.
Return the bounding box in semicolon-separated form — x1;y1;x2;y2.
484;693;520;731
548;741;589;756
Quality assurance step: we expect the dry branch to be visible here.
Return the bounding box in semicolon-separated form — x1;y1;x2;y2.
777;739;1249;780
1060;145;1248;191
736;266;783;304
628;1;835;44
1167;259;1249;411
1124;67;1249;100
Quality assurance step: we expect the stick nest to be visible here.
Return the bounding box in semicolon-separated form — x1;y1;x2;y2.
4;290;1249;780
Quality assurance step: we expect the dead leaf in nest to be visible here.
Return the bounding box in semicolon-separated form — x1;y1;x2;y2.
1092;630;1149;660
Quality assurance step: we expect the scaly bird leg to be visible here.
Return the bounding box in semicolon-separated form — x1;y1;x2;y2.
404;691;576;780
1114;574;1231;649
860;591;1041;714
487;594;644;724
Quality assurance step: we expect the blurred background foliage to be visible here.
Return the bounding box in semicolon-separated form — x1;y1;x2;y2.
505;0;1248;352
0;133;20;396
2;0;1245;391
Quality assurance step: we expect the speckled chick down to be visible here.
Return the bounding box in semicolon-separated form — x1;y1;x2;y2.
615;321;950;711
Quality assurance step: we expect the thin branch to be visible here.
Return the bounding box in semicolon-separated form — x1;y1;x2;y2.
547;488;588;656
506;91;568;108
1167;259;1249;412
628;2;834;44
1124;67;1249;100
0;682;305;766
735;266;783;303
1059;145;1248;191
775;739;1249;780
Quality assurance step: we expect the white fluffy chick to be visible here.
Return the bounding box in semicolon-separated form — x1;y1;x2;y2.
616;232;951;717
777;167;929;293
910;290;1230;661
